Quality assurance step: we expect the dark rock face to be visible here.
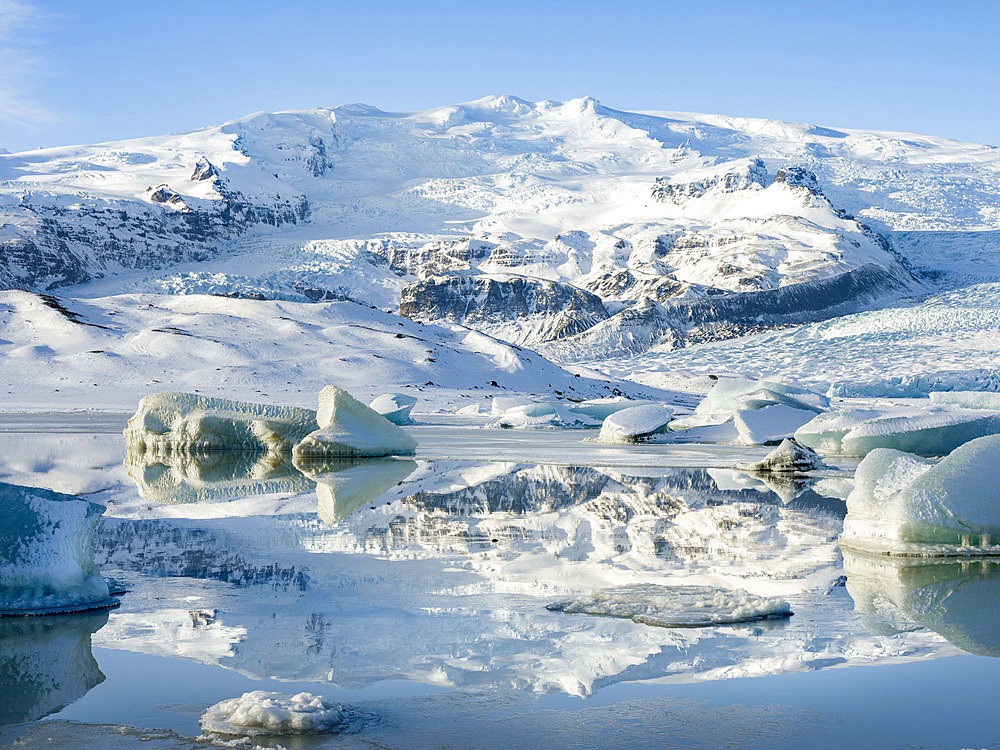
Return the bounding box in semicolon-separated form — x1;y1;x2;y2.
652;158;768;204
0;173;308;291
546;262;921;360
399;274;609;341
774;166;823;195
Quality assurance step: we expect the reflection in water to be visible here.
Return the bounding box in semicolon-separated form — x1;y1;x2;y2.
0;611;108;725
844;549;1000;656
125;449;314;504
298;458;417;524
95;460;857;694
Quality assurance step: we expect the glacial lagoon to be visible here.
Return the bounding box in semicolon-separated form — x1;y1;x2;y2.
2;414;1000;749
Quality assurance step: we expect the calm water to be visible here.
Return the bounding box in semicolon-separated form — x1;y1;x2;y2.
1;414;999;749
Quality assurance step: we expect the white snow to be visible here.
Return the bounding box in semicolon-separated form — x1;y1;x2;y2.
841;435;1000;553
597;404;674;443
0;482;111;614
369;393;418;425
200;690;344;736
124;392;318;455
547;584;791;627
929;391;1000;411
293;385;417;460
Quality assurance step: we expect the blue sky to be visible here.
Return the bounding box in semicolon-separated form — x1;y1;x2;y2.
1;0;997;151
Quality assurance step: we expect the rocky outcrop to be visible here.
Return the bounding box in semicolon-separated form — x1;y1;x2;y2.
652;158;768;204
399;274;609;344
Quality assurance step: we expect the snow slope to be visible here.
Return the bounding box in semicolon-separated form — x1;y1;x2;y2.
9;95;997;353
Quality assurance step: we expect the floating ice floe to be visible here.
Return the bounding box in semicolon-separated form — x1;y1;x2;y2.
840;434;1000;554
292;385;417;460
695;377;828;417
597;404;674;443
369;393;418;425
547;584;791;627
796;407;1000;457
200;690;344;736
492;397;660;429
0;483;116;616
844;549;1000;656
734;404;818;445
124;392;318;455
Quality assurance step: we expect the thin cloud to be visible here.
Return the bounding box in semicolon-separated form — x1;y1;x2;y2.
0;0;58;128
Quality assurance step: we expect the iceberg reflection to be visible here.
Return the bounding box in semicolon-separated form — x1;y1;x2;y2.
0;611;108;725
844;549;1000;656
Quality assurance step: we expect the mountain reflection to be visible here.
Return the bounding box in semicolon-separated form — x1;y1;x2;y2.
0;611;108;725
844;550;1000;657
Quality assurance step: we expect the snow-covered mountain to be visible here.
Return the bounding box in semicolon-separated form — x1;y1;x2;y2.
2;95;998;357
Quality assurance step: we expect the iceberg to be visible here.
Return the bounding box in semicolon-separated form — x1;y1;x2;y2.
597;404;674;443
200;691;344;737
292;385;417;460
1;483;115;615
844;550;1000;656
296;457;417;523
734;405;817;445
369;393;418;425
547;584;791;627
841;435;1000;553
796;407;1000;457
124;392;318;455
0;611;108;724
929;391;1000;411
695;377;828;418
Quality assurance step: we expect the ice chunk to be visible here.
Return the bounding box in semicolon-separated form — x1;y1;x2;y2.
200;691;344;736
930;391;1000;411
695;377;828;417
293;385;417;460
547;584;791;627
738;439;826;474
734;405;817;445
794;409;884;454
844;550;1000;656
492;398;661;430
0;483;114;615
840;410;1000;457
841;435;1000;553
296;458;417;523
494;402;561;429
125;450;313;504
369;393;418;425
0;611;108;724
597;404;674;443
124;392;318;454
566;397;660;423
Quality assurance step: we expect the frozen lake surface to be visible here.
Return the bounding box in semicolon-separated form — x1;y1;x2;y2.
2;413;1000;749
